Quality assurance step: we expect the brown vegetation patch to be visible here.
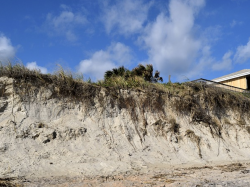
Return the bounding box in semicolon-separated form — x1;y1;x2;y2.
151;174;175;183
217;163;246;172
185;130;202;158
188;166;213;170
172;82;250;138
246;126;250;134
167;118;180;134
0;178;23;187
152;119;166;136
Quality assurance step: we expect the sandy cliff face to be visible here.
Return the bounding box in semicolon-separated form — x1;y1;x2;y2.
0;76;250;181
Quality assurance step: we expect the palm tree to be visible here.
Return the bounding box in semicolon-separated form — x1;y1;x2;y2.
132;64;163;82
143;64;153;82
153;70;163;82
104;70;113;80
104;66;129;80
104;64;163;83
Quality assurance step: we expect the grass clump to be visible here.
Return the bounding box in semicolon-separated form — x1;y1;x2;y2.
0;62;99;101
167;118;180;134
152;118;181;143
0;178;23;187
0;62;42;80
98;75;151;89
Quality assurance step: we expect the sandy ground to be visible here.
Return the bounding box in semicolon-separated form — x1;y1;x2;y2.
2;161;250;187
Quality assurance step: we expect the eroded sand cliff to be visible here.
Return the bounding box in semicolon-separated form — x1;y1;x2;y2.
1;76;250;186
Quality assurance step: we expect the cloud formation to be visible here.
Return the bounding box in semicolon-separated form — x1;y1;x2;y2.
45;6;87;41
234;38;250;63
78;42;132;80
0;34;15;62
102;0;151;35
230;19;242;28
26;62;48;74
185;45;213;78
212;51;233;71
141;0;205;77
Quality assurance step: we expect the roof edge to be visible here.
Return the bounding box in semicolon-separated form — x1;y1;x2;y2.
212;71;250;82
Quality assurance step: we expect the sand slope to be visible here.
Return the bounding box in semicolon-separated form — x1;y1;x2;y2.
0;77;250;186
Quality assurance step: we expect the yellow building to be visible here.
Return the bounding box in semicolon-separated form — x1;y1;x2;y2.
212;69;250;90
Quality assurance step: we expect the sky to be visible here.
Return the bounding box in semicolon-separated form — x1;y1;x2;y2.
0;0;250;82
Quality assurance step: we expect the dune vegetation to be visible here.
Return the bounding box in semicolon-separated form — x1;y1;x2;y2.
1;62;250;123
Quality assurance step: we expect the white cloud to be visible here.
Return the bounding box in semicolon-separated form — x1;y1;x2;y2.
26;62;48;74
230;19;243;28
78;42;132;80
102;0;151;35
45;6;87;41
141;0;205;77
185;46;214;79
212;51;233;71
234;38;250;63
230;20;237;28
0;34;15;62
60;4;71;11
202;25;222;44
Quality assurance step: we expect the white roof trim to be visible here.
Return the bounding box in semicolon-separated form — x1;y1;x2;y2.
212;71;250;82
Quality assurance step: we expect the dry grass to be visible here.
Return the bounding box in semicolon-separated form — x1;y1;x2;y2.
152;119;166;136
0;62;101;102
151;118;180;142
224;118;232;126
167;118;180;134
151;174;175;183
217;163;246;172
98;76;151;89
0;178;23;187
172;82;250;138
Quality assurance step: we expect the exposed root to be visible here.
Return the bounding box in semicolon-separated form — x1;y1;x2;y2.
185;130;202;158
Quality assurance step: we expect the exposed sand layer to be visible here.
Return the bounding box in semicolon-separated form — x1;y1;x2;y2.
0;77;250;186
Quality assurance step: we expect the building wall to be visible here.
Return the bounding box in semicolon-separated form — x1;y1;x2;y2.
221;76;247;89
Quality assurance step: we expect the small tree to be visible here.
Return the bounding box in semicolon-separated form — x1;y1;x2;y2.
131;64;163;83
152;70;163;82
104;70;113;80
104;66;128;79
104;64;163;83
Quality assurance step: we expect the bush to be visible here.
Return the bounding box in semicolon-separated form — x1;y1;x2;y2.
104;64;163;83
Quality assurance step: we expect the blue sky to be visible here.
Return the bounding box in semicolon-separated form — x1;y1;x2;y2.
0;0;250;82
